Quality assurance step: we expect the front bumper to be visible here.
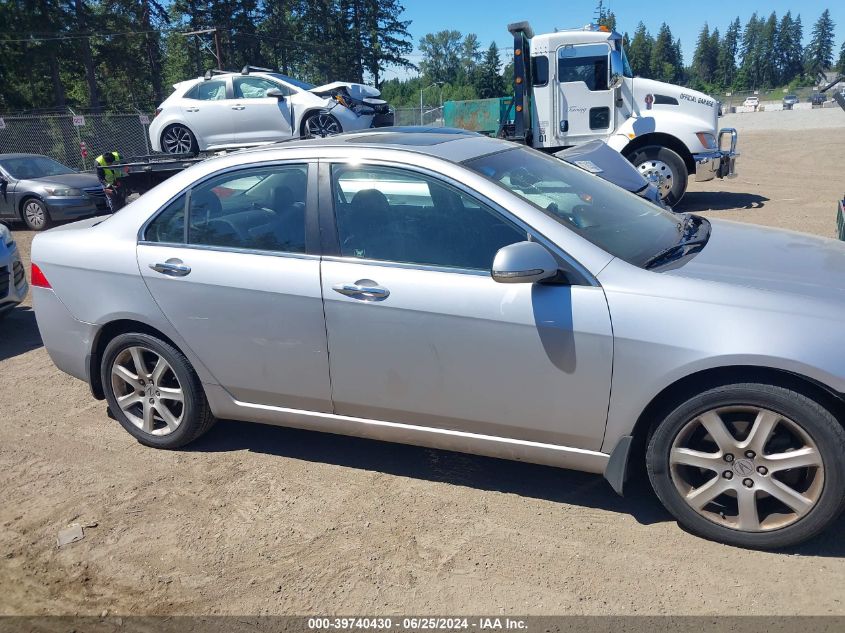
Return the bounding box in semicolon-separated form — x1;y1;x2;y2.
371;109;394;128
693;127;739;182
0;243;28;312
45;196;109;221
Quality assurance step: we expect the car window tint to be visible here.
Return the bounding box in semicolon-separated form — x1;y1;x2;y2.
332;165;527;270
192;80;227;101
145;195;186;243
234;77;288;99
187;165;307;253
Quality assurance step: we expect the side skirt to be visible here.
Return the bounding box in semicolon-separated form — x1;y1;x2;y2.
204;384;610;475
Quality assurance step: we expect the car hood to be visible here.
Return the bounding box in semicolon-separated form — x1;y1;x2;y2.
309;81;381;100
28;173;102;189
665;219;845;301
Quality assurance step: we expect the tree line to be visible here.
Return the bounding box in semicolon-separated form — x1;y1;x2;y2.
631;9;843;93
0;0;414;113
1;1;844;114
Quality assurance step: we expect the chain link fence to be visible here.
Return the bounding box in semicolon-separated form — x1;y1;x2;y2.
393;106;444;127
716;87;835;111
0;107;442;172
0;110;155;172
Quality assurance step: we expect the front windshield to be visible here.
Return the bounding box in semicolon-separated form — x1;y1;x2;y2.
0;156;75;179
464;147;683;267
267;73;315;91
620;46;634;78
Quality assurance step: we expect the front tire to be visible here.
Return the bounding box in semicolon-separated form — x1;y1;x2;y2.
647;383;845;549
626;145;688;206
21;198;52;231
301;112;342;138
161;124;198;155
101;332;215;449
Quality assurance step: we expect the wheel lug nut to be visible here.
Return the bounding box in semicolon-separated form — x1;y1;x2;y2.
745;450;755;459
148;398;154;404
743;478;754;488
757;466;768;475
723;453;734;462
155;391;160;396
723;471;733;479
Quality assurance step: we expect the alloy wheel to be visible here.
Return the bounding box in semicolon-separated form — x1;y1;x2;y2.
110;345;185;436
162;126;194;154
637;159;674;198
24;201;46;229
304;114;341;138
669;405;824;532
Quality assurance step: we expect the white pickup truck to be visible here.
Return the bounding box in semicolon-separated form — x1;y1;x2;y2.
502;21;739;205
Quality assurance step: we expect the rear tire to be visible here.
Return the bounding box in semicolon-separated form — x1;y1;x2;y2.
626;145;688;206
101;332;215;449
161;124;198;156
647;383;845;549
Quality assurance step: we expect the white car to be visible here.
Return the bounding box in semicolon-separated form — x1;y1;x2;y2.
742;96;760;108
149;67;393;154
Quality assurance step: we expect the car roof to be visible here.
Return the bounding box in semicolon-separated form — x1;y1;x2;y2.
0;153;49;160
235;130;518;163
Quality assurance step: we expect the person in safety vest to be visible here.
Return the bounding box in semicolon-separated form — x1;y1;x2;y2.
95;151;126;211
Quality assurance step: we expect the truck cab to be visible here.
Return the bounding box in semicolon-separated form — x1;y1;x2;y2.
505;22;738;205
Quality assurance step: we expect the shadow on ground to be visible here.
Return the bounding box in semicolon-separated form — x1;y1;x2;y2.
682;191;769;212
192;418;669;526
189;418;845;557
0;306;42;361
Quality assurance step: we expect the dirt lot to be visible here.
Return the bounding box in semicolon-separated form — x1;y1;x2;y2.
2;112;845;616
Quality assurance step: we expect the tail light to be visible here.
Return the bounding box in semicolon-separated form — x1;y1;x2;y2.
31;263;51;289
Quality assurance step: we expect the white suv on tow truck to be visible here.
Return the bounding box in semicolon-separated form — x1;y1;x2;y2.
150;66;393;155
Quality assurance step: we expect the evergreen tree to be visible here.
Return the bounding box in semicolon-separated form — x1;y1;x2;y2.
691;23;718;87
717;17;741;89
650;23;681;83
838;39;845;73
805;9;836;79
736;13;761;89
757;12;779;87
626;22;653;77
419;30;463;85
475;42;504;98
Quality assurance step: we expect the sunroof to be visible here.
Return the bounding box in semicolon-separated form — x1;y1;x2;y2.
343;132;462;146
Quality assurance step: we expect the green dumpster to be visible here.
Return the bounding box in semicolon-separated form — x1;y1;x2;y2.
443;97;514;135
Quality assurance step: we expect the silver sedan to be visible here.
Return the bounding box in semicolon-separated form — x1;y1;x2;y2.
31;131;845;549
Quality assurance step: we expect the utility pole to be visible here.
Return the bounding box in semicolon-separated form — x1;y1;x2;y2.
184;28;223;70
213;28;223;70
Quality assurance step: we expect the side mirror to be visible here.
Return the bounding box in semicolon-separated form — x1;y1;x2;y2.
491;241;560;284
266;88;285;100
609;50;624;89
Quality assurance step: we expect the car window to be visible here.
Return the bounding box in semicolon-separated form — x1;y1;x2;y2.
332;165;527;270
187;165;308;253
0;156;75;179
234;77;289;99
558;43;609;91
186;80;227;101
145;195;186;243
464;147;683;267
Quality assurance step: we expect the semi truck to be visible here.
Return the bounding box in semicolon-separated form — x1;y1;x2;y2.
497;21;739;205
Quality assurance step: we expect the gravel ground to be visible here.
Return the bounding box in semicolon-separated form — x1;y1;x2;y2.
1;111;845;616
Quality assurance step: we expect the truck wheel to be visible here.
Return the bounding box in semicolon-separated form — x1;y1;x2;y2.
161;124;198;156
626;146;688;206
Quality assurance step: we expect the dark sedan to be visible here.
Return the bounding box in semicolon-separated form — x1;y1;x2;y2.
0;154;109;231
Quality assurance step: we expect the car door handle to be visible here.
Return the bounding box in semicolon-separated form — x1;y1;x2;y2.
150;260;191;277
185;107;199;112
332;282;390;299
232;105;245;110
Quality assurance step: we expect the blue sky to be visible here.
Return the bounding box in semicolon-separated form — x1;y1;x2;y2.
385;0;845;79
